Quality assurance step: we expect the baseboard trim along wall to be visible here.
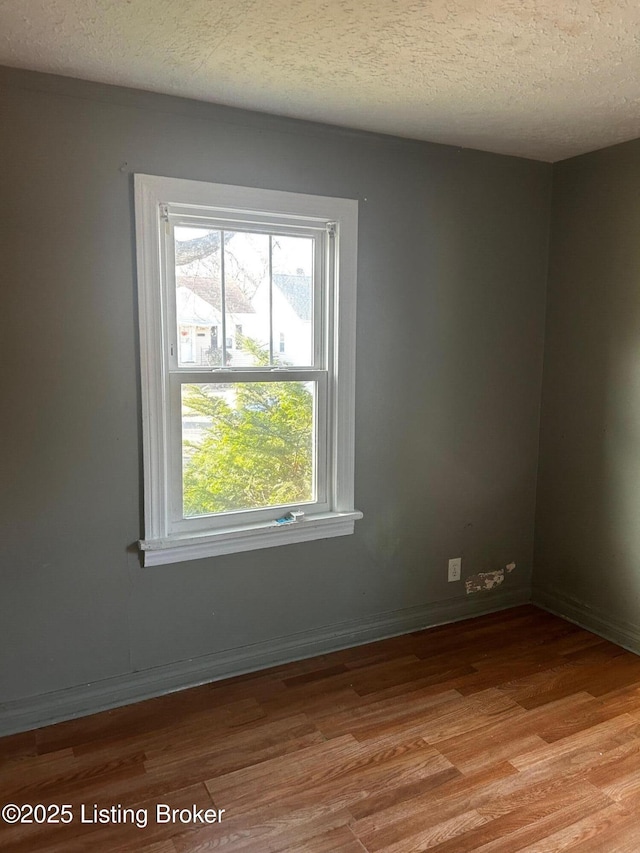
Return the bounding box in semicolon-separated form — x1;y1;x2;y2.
532;585;640;657
0;587;529;737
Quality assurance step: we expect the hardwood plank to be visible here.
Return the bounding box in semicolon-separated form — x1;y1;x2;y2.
348;762;517;824
436;691;621;772
439;733;547;774
0;748;147;803
500;652;640;710
515;803;626;853
0;730;37;763
594;683;640;717
353;771;601;852
205;736;447;817
553;800;640;853
314;687;463;740
171;803;354;853
286;825;367;853
143;713;325;772
509;714;640;772
282;663;352;687
373;783;609;853
584;738;640;801
373;810;489;853
452;790;612;853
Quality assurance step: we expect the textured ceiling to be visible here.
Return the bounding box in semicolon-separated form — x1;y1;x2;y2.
1;0;640;161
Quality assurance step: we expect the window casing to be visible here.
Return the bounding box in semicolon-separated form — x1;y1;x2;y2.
135;175;361;565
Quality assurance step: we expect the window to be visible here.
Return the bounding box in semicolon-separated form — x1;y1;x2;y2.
135;174;361;565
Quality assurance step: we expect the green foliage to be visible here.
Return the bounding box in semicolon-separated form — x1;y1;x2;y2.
182;339;313;516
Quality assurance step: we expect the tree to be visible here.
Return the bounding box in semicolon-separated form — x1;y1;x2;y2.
182;338;313;516
175;230;233;266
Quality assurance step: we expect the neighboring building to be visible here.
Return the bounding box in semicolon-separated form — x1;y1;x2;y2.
177;270;313;367
250;269;313;366
176;276;254;366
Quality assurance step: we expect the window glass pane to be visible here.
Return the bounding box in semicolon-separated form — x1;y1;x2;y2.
174;226;224;367
181;382;316;517
175;227;314;369
271;235;314;366
222;231;270;367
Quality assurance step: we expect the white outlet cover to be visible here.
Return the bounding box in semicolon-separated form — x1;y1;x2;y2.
448;557;461;581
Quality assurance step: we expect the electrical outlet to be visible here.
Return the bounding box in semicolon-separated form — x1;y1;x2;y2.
448;557;461;582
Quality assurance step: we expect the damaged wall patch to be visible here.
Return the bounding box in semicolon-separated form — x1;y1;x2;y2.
465;569;504;594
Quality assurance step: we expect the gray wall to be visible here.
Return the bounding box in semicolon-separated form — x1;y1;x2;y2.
0;67;551;722
534;139;640;637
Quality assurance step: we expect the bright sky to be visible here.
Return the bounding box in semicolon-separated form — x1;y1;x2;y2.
175;227;313;278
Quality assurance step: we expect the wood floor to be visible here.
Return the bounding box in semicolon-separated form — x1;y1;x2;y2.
4;605;640;852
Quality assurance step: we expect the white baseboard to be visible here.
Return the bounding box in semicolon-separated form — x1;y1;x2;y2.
0;587;530;737
532;585;640;656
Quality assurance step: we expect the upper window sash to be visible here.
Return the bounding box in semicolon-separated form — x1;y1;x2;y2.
163;215;326;373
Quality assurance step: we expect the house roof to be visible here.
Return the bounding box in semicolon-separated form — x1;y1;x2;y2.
177;276;254;315
176;287;219;326
273;274;312;323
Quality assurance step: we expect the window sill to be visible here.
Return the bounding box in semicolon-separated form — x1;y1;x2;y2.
139;511;363;566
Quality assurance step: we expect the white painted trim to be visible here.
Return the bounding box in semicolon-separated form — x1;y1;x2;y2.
135;174;358;224
532;585;640;656
139;511;363;565
134;174;360;561
332;215;358;513
0;587;530;737
135;176;170;542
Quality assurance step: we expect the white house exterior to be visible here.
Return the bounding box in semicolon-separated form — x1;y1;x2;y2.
248;271;312;365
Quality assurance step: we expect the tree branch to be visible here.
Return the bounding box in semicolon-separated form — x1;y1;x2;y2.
175;231;234;266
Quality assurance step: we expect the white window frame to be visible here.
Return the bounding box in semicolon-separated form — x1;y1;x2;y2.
135;174;361;566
